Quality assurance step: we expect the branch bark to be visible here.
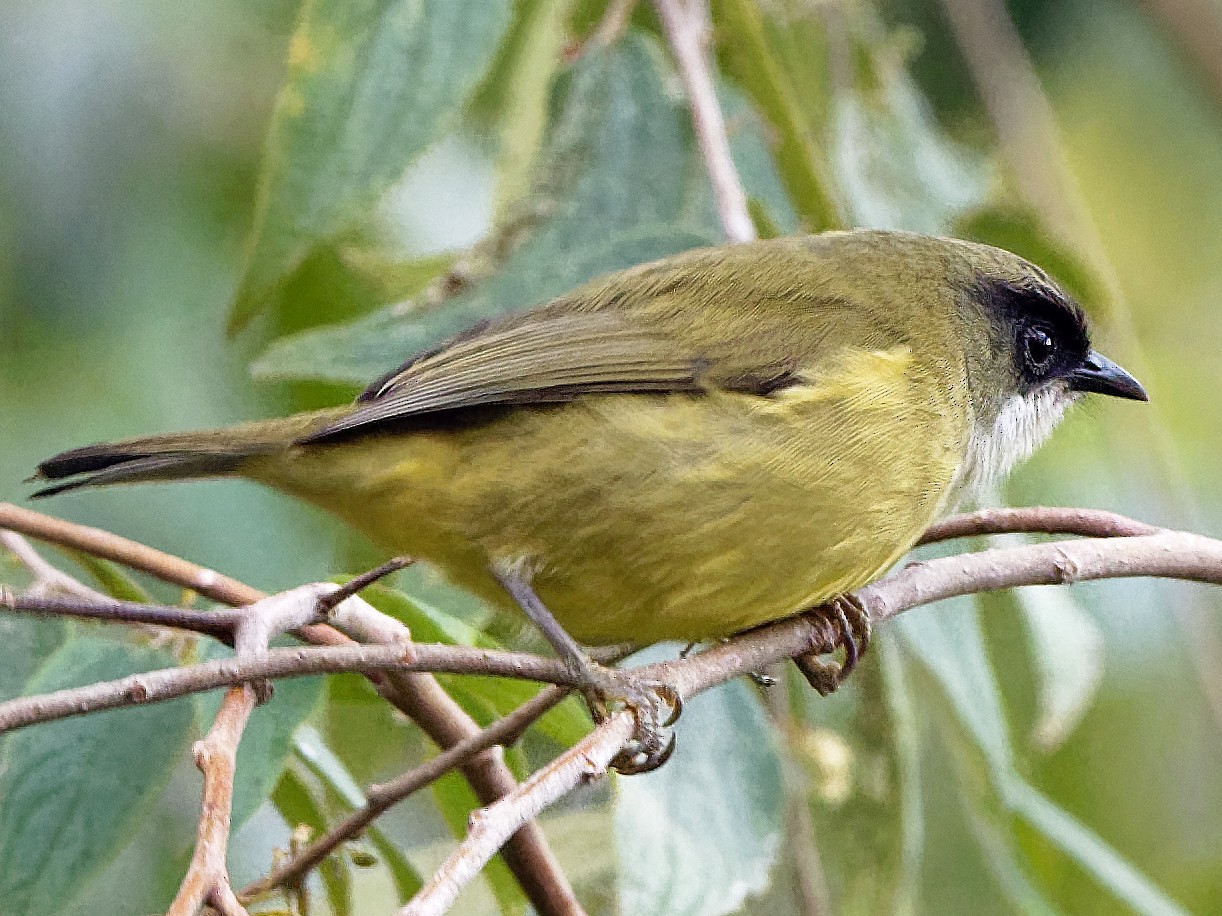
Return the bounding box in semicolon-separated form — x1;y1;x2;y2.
400;711;636;916
168;585;328;915
0;635;579;733
0;503;581;916
240;685;570;902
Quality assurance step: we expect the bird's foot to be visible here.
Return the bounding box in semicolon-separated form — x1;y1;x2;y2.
603;679;683;775
563;662;682;775
794;594;872;696
491;568;683;773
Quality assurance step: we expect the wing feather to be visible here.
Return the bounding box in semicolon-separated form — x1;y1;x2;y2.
301;312;742;442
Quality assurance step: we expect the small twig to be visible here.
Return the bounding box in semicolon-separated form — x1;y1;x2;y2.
1;591;242;642
240;685;570;901
0;503;259;605
168;586;331;915
6;529;1222;735
919;507;1162;545
642;530;1222;699
584;0;637;51
168;685;257;916
318;556;415;613
652;0;757;243
1;530;109;601
400;711;636;916
0;637;576;733
9;504;1219;914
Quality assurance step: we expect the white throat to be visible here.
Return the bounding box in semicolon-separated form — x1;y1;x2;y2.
952;385;1076;506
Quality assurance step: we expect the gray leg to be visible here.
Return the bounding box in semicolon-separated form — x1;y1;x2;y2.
492;569;597;683
490;567;681;774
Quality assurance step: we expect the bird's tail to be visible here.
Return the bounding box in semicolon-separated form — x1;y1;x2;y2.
29;409;346;498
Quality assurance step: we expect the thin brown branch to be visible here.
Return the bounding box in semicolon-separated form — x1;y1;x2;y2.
400;711;636;916
643;529;1222;699
10;504;1221;914
919;507;1162;545
0;590;242;641
0;503;261;605
318;556;415;612
168;585;330;915
652;0;756;243
168;685;257;916
585;0;637;51
240;685;571;901
0;503;580;916
395;526;1222;911
1;530;109;601
6;527;1222;735
0;638;577;733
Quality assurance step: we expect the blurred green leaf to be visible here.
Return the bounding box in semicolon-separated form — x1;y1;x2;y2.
1011;583;1104;751
614;673;784;916
831;54;988;233
252;35;718;385
713;0;842;230
432;770;527;916
900;595;1185;914
962;798;1062;916
335;247;457;306
0;637;193;916
229;0;513;331
289;727;427;901
63;552;153;603
294;724;368;806
803;636;923;916
471;0;576;213
0;555;64;704
894;595;1015;774
0;616;64;703
1007;779;1189;916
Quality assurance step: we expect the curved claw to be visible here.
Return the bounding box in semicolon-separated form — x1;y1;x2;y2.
602;679;684;775
794;594;872;695
612;729;677;775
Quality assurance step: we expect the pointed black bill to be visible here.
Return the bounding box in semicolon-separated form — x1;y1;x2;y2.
1068;350;1148;401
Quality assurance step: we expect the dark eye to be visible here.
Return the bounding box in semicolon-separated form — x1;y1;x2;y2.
1022;325;1056;372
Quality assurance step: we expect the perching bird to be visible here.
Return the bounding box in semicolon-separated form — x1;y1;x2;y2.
32;230;1146;693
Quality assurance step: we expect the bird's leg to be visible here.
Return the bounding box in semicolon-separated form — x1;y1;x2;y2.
492;569;681;774
492;569;609;694
793;594;872;697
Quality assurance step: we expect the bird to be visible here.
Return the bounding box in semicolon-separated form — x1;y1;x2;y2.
31;229;1147;709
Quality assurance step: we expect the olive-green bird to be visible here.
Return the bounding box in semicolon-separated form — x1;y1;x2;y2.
32;230;1145;667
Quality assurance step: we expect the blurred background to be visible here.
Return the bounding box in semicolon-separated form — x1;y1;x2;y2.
2;0;1221;913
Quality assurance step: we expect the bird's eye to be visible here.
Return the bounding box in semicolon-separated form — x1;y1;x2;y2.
1022;325;1056;372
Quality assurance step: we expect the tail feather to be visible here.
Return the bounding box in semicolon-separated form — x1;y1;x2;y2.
31;453;251;498
30;409;345;498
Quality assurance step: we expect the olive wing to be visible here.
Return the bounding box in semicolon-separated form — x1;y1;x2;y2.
300;309;800;443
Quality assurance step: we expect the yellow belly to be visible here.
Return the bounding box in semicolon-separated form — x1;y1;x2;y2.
253;349;967;645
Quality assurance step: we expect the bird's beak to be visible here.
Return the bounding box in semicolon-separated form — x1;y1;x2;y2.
1068;350;1149;401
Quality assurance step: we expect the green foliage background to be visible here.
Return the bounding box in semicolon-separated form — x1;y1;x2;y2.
1;0;1221;913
